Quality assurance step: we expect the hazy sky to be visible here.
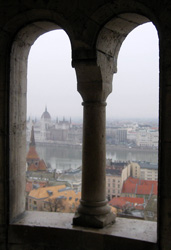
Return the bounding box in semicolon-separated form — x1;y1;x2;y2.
27;22;159;121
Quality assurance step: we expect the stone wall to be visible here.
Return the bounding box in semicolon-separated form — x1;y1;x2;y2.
0;0;170;249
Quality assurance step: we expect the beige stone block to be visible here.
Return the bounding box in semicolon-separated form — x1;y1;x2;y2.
0;244;6;250
0;225;6;243
159;197;171;249
0;31;10;57
0;209;5;226
160;142;171;196
81;231;104;250
162;119;171;142
160;44;171;72
161;86;171;141
89;3;114;26
163;86;171;115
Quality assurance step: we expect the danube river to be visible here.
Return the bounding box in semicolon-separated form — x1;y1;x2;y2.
35;143;158;171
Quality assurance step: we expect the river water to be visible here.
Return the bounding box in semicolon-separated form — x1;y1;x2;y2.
35;144;158;171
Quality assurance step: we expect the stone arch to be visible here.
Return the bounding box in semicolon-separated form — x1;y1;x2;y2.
3;9;74;40
9;20;73;221
71;1;160;61
72;5;160;102
96;13;152;95
73;12;159;228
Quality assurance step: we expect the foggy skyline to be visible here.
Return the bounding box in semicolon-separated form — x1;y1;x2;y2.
27;22;159;121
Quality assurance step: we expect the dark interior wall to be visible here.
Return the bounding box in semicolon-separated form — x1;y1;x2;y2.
0;0;170;249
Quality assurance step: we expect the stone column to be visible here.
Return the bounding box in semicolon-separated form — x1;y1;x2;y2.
81;101;107;207
73;61;116;227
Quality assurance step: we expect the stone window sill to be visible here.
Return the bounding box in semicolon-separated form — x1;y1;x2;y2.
10;211;157;245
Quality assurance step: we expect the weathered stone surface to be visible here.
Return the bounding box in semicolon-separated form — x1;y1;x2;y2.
8;212;157;249
73;211;116;228
0;0;170;249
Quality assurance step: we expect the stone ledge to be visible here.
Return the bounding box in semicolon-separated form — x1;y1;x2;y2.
11;211;157;243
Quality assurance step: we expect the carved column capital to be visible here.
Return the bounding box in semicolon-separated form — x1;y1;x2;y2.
73;58;112;102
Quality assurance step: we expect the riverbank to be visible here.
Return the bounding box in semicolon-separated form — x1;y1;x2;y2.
30;140;158;153
106;144;157;153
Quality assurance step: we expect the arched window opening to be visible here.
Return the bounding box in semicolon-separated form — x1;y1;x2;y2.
106;22;159;222
4;2;170;248
9;22;82;221
9;16;158;239
26;30;82;214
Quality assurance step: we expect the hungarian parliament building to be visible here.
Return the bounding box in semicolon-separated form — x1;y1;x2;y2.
27;107;82;144
27;107;158;148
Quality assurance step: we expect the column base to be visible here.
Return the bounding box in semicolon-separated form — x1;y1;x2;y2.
73;211;116;228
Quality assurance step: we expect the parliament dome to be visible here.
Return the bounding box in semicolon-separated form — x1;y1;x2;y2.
41;107;51;120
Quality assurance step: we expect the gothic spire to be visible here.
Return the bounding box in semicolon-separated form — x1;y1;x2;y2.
30;126;35;146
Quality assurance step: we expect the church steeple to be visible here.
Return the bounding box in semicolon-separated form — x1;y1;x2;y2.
26;125;47;172
30;126;35;147
26;126;40;171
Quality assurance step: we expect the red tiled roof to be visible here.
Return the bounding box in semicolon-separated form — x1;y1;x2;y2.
27;163;38;171
109;197;144;209
38;159;47;171
26;180;47;192
135;205;144;210
121;177;158;195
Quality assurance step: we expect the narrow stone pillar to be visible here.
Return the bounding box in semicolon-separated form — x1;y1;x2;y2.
73;100;116;228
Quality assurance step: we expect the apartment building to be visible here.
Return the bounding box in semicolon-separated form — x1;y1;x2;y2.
139;162;158;181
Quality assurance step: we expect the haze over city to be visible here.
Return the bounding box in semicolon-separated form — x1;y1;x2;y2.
27;22;159;121
26;21;159;222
